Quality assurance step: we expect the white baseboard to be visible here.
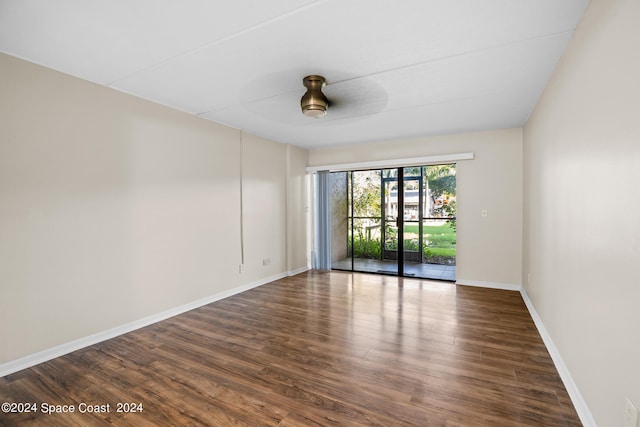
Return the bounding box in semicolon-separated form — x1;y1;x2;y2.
288;265;310;276
455;278;522;291
0;273;286;378
520;289;598;427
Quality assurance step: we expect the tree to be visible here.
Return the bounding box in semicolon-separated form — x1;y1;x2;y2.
350;171;382;258
351;171;381;217
425;164;456;228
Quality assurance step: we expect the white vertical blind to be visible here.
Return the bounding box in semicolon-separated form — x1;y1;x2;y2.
314;170;331;270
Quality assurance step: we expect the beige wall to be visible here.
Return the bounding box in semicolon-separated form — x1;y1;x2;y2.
0;53;308;365
241;132;286;280
309;128;523;287
286;144;310;273
523;0;640;425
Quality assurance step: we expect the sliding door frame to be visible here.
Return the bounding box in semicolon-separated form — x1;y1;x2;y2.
309;152;470;278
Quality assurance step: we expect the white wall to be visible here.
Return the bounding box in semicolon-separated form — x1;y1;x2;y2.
286;144;310;273
309;128;523;288
0;53;308;366
240;133;287;280
523;0;640;425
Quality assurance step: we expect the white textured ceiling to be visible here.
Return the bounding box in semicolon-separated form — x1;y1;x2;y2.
0;0;590;148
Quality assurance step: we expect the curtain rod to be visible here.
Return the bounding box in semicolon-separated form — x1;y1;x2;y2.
306;152;474;173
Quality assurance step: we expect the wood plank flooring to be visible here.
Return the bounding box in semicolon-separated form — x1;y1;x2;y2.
0;271;582;426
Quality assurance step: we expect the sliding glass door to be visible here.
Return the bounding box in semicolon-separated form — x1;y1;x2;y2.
331;165;456;281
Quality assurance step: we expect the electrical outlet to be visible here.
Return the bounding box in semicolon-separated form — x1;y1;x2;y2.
625;398;639;427
481;209;488;217
262;257;271;266
239;264;245;274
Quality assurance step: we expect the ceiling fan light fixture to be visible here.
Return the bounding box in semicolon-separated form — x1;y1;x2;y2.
301;75;328;118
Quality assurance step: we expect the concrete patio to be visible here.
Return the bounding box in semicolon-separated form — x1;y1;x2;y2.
332;258;456;281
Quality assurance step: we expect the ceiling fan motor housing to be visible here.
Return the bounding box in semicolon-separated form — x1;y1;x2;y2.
301;75;328;118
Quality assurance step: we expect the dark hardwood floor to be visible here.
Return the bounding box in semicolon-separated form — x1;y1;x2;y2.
0;271;581;426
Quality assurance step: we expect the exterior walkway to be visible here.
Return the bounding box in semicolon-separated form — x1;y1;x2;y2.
332;257;456;281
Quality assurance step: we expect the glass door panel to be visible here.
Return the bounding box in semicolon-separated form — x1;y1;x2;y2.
343;170;383;273
329;171;350;271
402;168;423;276
419;165;457;280
381;175;398;274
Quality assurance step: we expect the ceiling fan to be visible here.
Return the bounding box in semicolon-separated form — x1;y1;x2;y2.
298;74;388;122
238;72;387;123
300;75;329;118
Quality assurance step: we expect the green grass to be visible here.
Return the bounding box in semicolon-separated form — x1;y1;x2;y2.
425;247;456;257
404;223;456;248
407;222;456;262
